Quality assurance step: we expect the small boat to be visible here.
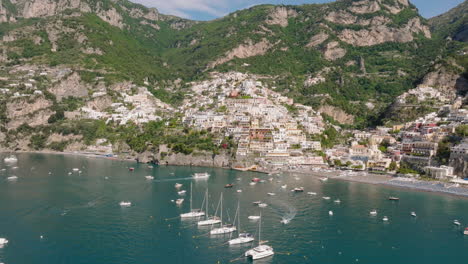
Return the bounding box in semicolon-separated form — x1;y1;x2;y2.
267;192;275;196
193;172;210;179
248;215;261;220
129;167;134;172
175;183;183;188
322;196;331;200
68;172;72;175
224;184;234;188
280;218;290;224
0;238;8;246
329;210;334;216
260;180;266;183
237;190;242;193
229;233;254;245
176;198;184;205
292;187;304;192
3;155;17;163
145;176;154;180
119;201;131;207
210;224;237;235
383;216;389;222
253;201;262;205
320;177;328;182
370;209;378;216
251;178;261;182
388;196;399;201
411;212;417;217
334;199;341;204
178;190;187;195
7;176;18;181
249;182;256;186
72;168;79;172
148;165;153;169
307;192;317;195
464;228;468;235
281;185;287;189
258;203;268;208
12;166;18;169
453;220;461;226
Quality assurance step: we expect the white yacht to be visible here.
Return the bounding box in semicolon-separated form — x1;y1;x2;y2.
119;201;131;207
411;212;417;217
193;172;210;179
3;155;17;163
229;233;254;245
180;184;205;218
370;209;378;216
175;183;183;188
198;192;222;226
329;210;334;216
245;213;274;260
210;193;237;235
383;216;389;222
453;220;461;226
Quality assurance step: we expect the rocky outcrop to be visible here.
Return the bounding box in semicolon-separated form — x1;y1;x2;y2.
265;7;297;28
326;11;390;26
22;0;90;18
349;0;381;14
323;41;346;61
421;65;468;96
6;96;54;130
160;152;231;167
48;72;89;101
208;38;274;68
86;95;113;112
306;32;329;47
97;7;124;29
319;105;354;124
339;18;431;46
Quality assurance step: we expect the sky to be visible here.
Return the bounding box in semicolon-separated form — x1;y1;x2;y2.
131;0;466;21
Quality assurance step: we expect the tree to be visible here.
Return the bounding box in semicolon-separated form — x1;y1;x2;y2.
389;161;397;171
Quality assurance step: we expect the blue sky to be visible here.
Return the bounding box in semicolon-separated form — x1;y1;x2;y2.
132;0;466;20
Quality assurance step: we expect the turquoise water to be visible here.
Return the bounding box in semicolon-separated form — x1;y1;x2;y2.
0;153;467;264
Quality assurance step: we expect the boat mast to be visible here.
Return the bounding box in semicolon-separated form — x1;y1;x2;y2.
206;190;209;219
259;212;262;245
220;192;223;224
190;183;193;212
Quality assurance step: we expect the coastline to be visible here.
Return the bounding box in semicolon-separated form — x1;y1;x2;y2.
3;150;468;198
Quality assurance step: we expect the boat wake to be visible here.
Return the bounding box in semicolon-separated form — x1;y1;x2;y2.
269;199;297;224
155;177;196;182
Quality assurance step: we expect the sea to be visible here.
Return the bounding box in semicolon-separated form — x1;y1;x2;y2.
0;153;467;264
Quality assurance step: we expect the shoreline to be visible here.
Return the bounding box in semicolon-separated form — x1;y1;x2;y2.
3;150;468;198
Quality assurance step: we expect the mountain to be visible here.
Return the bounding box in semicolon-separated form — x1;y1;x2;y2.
0;0;466;155
429;0;467;42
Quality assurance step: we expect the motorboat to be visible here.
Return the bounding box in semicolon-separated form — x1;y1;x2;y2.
181;184;205;218
307;192;317;195
175;183;183;188
211;224;237;235
453;220;461;226
229;233;254;245
193;172;210;179
145;176;154;180
383;216;389;222
267;193;275;196
72;168;79;172
129;167;134;172
251;178;261;182
292;187;304;192
370;209;378;216
176;198;184;205
253;201;262;206
119;201;132;207
334;199;341;204
320;177;328;182
7;176;18;181
249;182;256;186
464;228;468;235
258;203;268;208
178;190;187;195
245;212;274;260
322;196;331;200
3;155;17;163
0;238;8;248
388;196;399;201
281;185;287;189
237;190;242;193
411;212;417;217
245;245;274;260
224;184;235;188
329;210;333;216
248;216;261;220
280;218;290;224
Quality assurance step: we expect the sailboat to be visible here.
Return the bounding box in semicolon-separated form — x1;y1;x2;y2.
180;183;205;218
210;193;237;235
197;192;222;226
229;202;254;245
245;212;274;260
